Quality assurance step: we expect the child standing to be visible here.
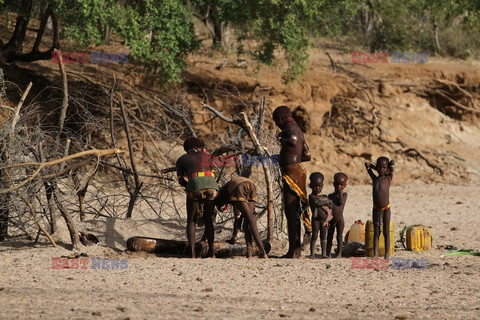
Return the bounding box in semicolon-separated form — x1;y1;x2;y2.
326;172;348;258
365;156;395;258
308;172;333;258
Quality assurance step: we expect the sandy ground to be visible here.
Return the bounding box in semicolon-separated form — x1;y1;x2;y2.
1;182;480;320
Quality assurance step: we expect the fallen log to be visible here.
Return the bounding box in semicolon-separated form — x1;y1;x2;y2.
126;236;271;258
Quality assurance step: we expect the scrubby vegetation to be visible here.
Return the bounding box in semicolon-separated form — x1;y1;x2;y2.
1;0;479;83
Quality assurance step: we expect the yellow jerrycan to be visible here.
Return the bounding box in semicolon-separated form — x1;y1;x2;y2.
405;225;432;251
347;220;366;243
365;219;395;257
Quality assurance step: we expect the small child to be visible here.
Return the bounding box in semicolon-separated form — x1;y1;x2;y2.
365;156;395;258
308;172;333;258
215;176;268;259
326;172;348;258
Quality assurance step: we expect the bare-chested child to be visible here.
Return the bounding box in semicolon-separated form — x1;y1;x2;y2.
365;156;395;259
326;172;348;258
308;172;333;259
176;137;219;258
215;176;268;258
273;106;312;259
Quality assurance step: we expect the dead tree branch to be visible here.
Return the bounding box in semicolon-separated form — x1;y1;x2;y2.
423;89;480;114
53;189;80;249
240;112;275;241
326;52;337;73
201;102;246;128
38;142;57;233
26;201;57;247
119;94;143;218
401;147;443;175
0;148;123;194
55;49;69;143
0;82;32;241
156;97;197;137
433;79;474;104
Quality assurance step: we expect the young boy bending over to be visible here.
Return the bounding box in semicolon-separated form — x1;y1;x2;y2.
215;176;268;259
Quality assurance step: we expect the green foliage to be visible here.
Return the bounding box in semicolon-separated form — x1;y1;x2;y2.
311;0;360;37
54;0;198;83
252;0;334;82
211;0;332;82
2;0;480;84
370;1;419;51
340;0;480;58
55;0;113;46
117;0;198;83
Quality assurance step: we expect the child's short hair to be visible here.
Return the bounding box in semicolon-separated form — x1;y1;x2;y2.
309;172;324;188
183;137;205;152
309;172;324;182
334;172;348;182
376;156;389;165
273;105;292;121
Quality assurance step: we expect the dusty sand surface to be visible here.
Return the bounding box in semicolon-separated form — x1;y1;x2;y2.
1;182;480;320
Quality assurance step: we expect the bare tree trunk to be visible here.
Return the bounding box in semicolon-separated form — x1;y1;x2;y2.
38;143;57;233
54;191;80;249
51;8;60;50
38;49;69;234
77;186;88;221
255;97;266;145
119;96;142;218
3;0;33;54
26;201;57;247
195;2;226;48
433;18;442;53
104;26;113;45
43;181;58;233
32;2;52;53
3;0;59;62
56;49;69;143
109;80;142;218
72;159;98;222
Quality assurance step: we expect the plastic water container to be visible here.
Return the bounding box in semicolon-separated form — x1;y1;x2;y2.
365;219;395;257
406;225;432;251
347;220;366;243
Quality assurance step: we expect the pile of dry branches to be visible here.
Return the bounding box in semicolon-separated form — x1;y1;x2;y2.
0;60;287;250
